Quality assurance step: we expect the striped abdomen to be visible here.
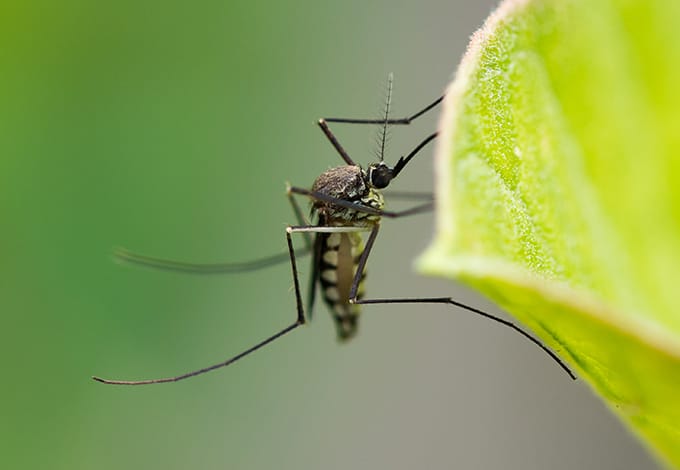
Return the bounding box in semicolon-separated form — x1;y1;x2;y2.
318;230;366;341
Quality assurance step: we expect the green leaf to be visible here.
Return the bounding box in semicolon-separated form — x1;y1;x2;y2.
418;0;680;466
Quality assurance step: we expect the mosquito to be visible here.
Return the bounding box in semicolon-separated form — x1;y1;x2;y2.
93;76;575;385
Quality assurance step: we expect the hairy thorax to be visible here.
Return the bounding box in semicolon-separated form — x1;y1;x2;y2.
311;165;384;224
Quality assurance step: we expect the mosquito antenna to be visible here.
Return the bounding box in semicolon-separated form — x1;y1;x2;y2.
377;73;394;162
383;190;434;201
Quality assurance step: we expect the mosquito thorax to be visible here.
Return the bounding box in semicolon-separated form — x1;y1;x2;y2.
311;165;384;222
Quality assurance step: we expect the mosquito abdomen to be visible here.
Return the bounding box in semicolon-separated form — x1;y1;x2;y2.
318;230;366;341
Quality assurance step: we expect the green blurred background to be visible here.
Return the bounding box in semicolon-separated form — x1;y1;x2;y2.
0;1;660;469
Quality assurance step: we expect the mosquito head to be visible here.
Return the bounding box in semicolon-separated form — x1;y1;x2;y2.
367;161;395;189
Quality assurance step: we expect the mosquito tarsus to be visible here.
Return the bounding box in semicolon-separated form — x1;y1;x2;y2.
93;77;575;385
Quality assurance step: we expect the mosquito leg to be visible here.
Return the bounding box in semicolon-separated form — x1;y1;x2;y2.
391;132;438;178
288;186;434;219
324;96;444;125
360;295;576;380
288;196;317;324
286;183;313;249
317;97;442;166
346;225;576;380
288;225;372;234
285;201;324;322
383;191;434;201
381;202;435;218
348;224;380;303
317;119;356;165
290;224;371;324
113;187;316;275
114;178;425;275
92;227;310;385
402;95;444;123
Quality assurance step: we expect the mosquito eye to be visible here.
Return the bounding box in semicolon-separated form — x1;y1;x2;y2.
369;165;393;189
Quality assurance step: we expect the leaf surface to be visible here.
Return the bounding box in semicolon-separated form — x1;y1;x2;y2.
419;0;680;466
